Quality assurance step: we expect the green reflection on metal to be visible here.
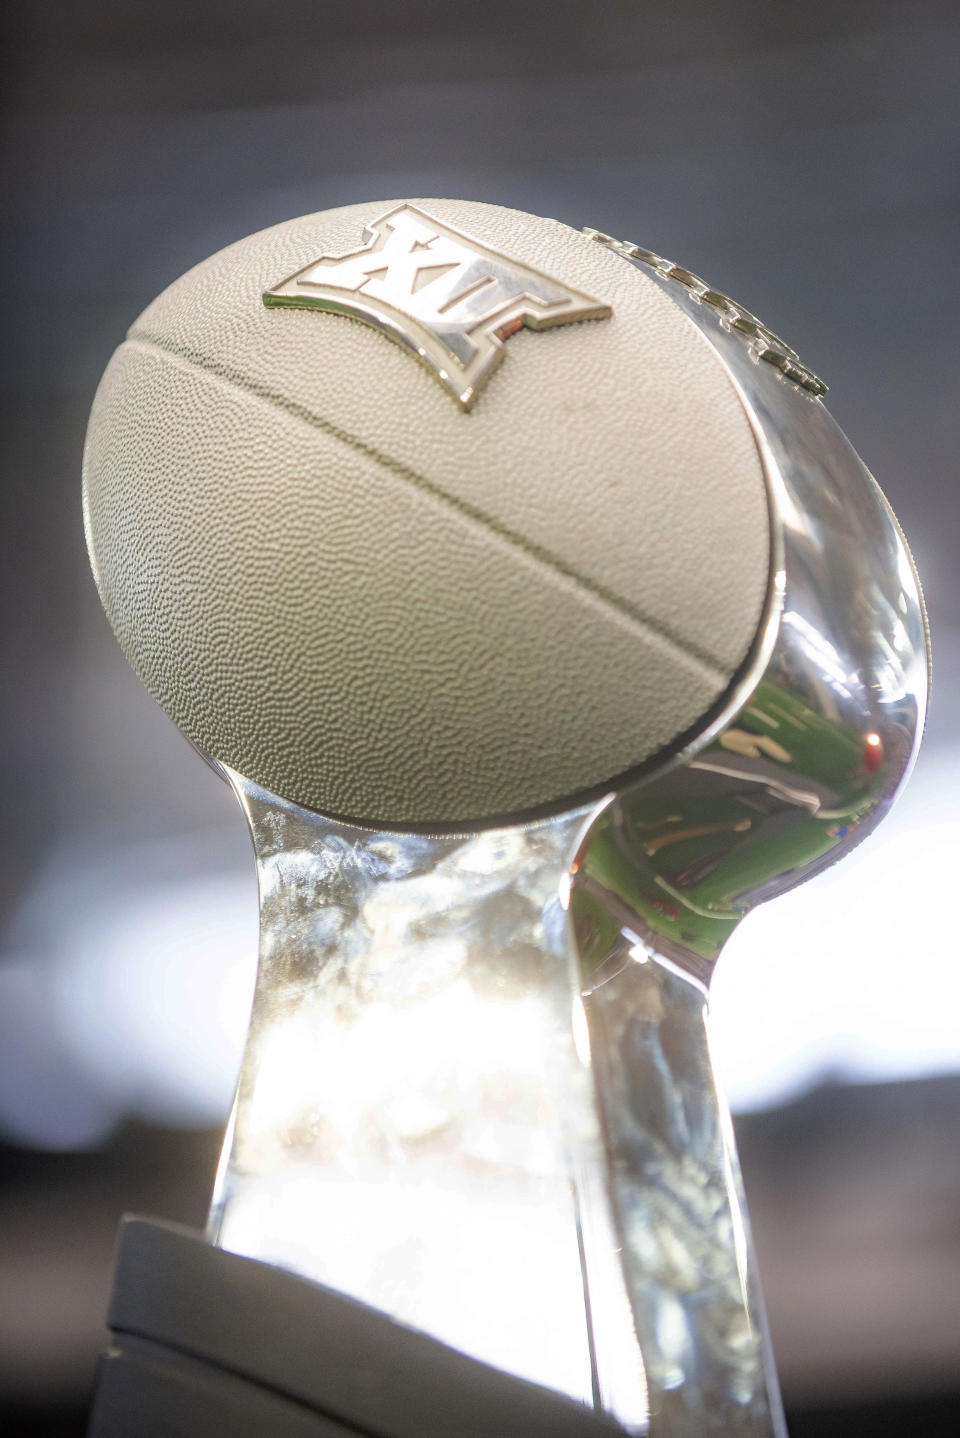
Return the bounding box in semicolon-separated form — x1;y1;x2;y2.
575;675;889;973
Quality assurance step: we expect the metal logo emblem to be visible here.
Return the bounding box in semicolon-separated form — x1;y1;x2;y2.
263;204;612;409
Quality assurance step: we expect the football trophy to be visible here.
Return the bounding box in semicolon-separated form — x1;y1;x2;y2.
82;200;928;1436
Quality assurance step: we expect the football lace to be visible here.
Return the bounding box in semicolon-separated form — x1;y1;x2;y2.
583;226;827;398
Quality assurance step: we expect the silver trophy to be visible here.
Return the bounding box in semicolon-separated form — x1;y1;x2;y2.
83;201;928;1436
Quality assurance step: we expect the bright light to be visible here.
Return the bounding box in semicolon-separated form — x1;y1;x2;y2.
710;746;960;1111
218;1167;593;1404
242;980;560;1169
220;956;596;1405
52;873;258;1126
0;859;257;1148
0;749;955;1152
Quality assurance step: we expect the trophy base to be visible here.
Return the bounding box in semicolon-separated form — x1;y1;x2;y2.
88;1217;623;1438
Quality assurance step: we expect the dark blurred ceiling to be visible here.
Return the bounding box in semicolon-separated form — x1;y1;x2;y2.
4;1;954;113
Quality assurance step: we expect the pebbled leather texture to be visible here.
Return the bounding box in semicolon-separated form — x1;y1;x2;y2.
82;198;772;828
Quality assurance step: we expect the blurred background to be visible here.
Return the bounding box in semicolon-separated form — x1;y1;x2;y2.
1;1;958;1433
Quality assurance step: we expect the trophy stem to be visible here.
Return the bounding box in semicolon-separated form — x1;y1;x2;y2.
575;926;787;1437
208;770;644;1420
207;767;784;1435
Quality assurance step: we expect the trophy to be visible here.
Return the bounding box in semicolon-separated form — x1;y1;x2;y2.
82;200;928;1436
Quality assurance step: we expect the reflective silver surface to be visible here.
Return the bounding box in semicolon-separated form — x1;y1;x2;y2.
264;203;612;407
209;239;928;1435
574;937;781;1436
582;238;928;981
209;787;633;1414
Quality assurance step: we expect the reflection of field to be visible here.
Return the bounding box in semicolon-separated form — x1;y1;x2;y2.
576;680;884;969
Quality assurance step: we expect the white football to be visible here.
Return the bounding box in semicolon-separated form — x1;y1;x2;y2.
82;198;770;827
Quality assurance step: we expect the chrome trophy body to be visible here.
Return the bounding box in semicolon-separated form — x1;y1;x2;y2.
207;237;928;1433
83;203;928;1437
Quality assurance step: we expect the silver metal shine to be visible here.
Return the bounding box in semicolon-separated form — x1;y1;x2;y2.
582;228;826;398
264;202;612;408
209;237;928;1436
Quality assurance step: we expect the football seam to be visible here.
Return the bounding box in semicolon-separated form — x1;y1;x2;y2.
124;328;738;684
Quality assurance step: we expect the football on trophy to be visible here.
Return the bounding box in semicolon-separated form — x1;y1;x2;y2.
82;198;773;827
